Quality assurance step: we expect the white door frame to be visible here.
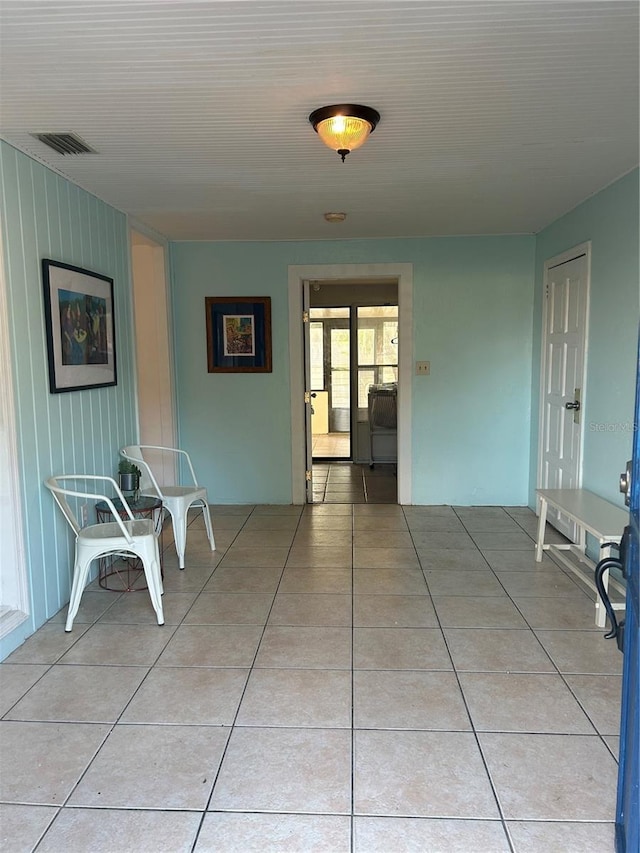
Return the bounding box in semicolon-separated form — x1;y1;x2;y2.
0;216;29;638
130;228;177;484
289;263;413;504
303;280;313;502
537;242;591;509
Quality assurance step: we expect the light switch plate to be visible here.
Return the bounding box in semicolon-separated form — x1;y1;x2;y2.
416;361;430;375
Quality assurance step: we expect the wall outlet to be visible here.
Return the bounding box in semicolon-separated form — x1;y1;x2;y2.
80;503;89;527
416;361;430;375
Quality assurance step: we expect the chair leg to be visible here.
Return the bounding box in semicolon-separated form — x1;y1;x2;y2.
65;555;93;632
201;500;216;551
171;509;188;570
142;554;164;626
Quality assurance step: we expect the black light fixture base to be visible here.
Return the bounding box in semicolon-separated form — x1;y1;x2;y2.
337;149;349;162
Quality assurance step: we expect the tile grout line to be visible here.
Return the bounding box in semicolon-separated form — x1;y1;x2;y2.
451;508;620;833
408;506;516;852
190;503;306;851
451;509;622;751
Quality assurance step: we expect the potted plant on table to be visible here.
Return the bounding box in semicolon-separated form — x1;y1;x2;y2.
118;459;141;502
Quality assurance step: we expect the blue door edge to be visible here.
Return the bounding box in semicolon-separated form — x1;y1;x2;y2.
615;328;640;853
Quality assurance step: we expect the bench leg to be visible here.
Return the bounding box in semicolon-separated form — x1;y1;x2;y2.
578;525;587;555
535;498;548;562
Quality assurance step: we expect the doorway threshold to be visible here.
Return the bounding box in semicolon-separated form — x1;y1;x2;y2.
312;462;397;504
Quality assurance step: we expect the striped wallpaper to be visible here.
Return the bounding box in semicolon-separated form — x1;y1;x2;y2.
0;141;138;659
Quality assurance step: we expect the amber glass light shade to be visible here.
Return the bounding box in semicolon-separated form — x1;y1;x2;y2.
317;114;372;151
309;104;380;162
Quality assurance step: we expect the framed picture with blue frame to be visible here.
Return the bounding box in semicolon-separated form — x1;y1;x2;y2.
205;296;272;373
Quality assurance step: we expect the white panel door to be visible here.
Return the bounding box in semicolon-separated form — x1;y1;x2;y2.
539;249;589;538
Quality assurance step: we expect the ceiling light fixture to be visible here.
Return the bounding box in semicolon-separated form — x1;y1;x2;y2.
309;104;380;162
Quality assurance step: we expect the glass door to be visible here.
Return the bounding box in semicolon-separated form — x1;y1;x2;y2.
356;306;398;466
308;304;399;465
309;307;351;459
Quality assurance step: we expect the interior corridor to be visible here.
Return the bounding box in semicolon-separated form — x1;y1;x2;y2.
0;503;622;852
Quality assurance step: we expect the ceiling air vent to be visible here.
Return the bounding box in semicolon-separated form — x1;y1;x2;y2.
31;132;96;155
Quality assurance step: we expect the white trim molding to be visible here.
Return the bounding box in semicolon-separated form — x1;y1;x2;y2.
0;216;29;639
288;263;413;505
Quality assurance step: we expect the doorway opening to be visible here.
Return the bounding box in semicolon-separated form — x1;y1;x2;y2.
306;281;399;503
130;230;177;484
288;263;413;506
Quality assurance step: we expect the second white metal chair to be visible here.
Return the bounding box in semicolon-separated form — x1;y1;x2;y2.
120;445;215;569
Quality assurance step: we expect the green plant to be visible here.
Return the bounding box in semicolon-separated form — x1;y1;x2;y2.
118;459;141;477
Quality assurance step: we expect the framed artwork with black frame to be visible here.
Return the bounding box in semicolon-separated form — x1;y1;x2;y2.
42;259;117;393
205;296;272;373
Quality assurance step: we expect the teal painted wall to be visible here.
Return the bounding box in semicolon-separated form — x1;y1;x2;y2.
170;236;535;505
0;142;138;659
3;141;634;661
530;169;640;507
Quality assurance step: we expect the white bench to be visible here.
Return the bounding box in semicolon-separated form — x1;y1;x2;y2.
536;488;628;627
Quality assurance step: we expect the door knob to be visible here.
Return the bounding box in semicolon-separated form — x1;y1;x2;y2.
565;400;581;411
311;392;317;398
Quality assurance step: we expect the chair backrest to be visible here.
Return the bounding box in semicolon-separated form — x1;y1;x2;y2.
120;445;162;497
120;445;199;493
44;475;135;543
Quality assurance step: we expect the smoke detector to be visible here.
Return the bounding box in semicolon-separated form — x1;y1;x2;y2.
324;212;347;223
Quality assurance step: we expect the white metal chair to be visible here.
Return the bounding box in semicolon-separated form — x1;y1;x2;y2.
44;475;164;632
120;445;215;569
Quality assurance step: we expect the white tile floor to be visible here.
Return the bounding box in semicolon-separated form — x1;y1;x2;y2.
312;463;397;504
312;432;351;458
0;504;622;853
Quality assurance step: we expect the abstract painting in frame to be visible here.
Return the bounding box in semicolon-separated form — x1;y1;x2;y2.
205;296;272;373
42;259;117;393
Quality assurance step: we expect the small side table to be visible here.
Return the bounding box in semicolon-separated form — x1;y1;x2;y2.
95;496;164;591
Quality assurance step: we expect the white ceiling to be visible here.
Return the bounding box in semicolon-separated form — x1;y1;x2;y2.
1;1;638;241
